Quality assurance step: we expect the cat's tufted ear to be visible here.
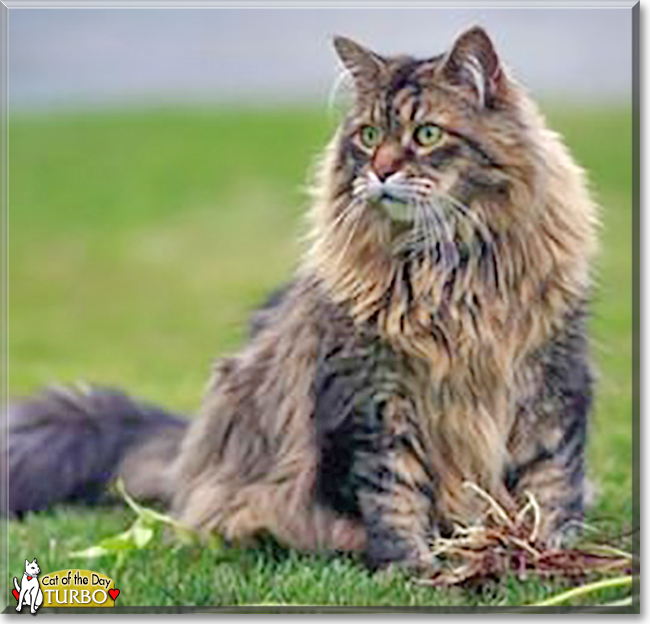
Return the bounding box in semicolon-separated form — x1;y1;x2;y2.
439;26;506;107
333;35;386;92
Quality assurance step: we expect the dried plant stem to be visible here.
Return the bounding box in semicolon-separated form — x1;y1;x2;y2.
522;490;541;543
418;482;633;591
462;481;513;528
582;544;633;559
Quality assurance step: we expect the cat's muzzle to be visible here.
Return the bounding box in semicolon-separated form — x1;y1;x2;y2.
365;171;416;222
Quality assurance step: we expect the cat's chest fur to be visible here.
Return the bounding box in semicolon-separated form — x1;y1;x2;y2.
21;573;38;586
313;289;516;520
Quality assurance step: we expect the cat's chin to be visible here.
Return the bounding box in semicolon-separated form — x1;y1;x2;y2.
375;198;416;223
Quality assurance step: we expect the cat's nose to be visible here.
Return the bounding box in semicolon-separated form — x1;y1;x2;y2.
372;142;404;182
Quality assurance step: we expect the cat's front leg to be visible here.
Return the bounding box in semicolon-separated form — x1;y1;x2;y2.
16;587;26;612
29;588;41;614
506;307;593;547
354;396;437;570
314;338;437;568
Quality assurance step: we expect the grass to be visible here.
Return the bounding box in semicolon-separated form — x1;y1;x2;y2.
6;103;634;609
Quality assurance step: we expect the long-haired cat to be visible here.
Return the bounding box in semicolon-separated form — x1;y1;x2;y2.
7;26;597;569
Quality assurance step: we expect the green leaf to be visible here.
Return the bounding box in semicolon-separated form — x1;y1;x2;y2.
131;522;155;548
68;545;113;559
68;479;215;559
98;533;137;551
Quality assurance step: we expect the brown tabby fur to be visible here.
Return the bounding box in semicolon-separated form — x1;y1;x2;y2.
169;26;597;564
8;26;597;569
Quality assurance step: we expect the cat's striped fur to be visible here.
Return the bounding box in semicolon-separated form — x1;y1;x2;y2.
7;27;597;569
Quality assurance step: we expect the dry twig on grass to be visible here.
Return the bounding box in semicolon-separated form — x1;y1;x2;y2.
415;482;633;590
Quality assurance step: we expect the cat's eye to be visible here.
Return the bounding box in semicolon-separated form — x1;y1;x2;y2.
414;124;443;148
359;125;382;148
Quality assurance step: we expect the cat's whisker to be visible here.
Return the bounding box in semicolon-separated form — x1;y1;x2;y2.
424;210;445;266
352;177;368;198
332;200;367;268
320;196;364;239
450;197;504;288
419;201;440;269
327;69;353;116
428;192;506;289
425;211;440;272
412;201;431;264
437;192;494;248
430;208;459;271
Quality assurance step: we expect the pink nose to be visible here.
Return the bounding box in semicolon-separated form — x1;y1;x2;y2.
372;142;404;181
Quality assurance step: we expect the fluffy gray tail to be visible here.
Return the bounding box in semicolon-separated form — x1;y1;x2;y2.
5;386;188;516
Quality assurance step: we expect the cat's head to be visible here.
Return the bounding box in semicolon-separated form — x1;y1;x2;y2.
308;26;596;346
319;26;542;263
25;559;40;576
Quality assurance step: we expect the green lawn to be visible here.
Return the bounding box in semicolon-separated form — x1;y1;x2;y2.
6;104;634;609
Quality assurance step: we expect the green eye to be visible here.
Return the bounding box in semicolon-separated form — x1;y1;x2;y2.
359;125;382;148
414;124;443;147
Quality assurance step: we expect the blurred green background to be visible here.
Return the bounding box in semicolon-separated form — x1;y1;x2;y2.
6;103;633;607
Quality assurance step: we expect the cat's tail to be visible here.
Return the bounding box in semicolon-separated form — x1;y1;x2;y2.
4;385;188;516
13;578;19;592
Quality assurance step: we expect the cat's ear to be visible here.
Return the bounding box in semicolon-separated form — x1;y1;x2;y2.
25;559;29;566
32;559;37;563
439;26;506;107
333;35;385;92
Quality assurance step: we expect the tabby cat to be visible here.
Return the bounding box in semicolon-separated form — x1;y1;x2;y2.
8;26;597;569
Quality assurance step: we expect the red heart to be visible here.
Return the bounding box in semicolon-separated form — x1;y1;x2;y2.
27;576;32;581
12;589;19;602
108;588;120;601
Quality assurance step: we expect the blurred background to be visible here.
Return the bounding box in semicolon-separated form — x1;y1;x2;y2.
8;8;633;601
9;7;632;109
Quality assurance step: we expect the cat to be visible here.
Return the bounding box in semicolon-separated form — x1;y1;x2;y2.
6;26;597;569
14;559;44;614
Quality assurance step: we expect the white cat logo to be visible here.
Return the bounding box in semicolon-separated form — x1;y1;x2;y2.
14;558;44;614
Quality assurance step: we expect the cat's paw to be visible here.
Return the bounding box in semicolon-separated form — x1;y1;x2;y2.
364;535;412;571
365;532;436;573
546;524;582;549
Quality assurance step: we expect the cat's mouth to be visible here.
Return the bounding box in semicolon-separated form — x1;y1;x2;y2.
363;172;417;223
